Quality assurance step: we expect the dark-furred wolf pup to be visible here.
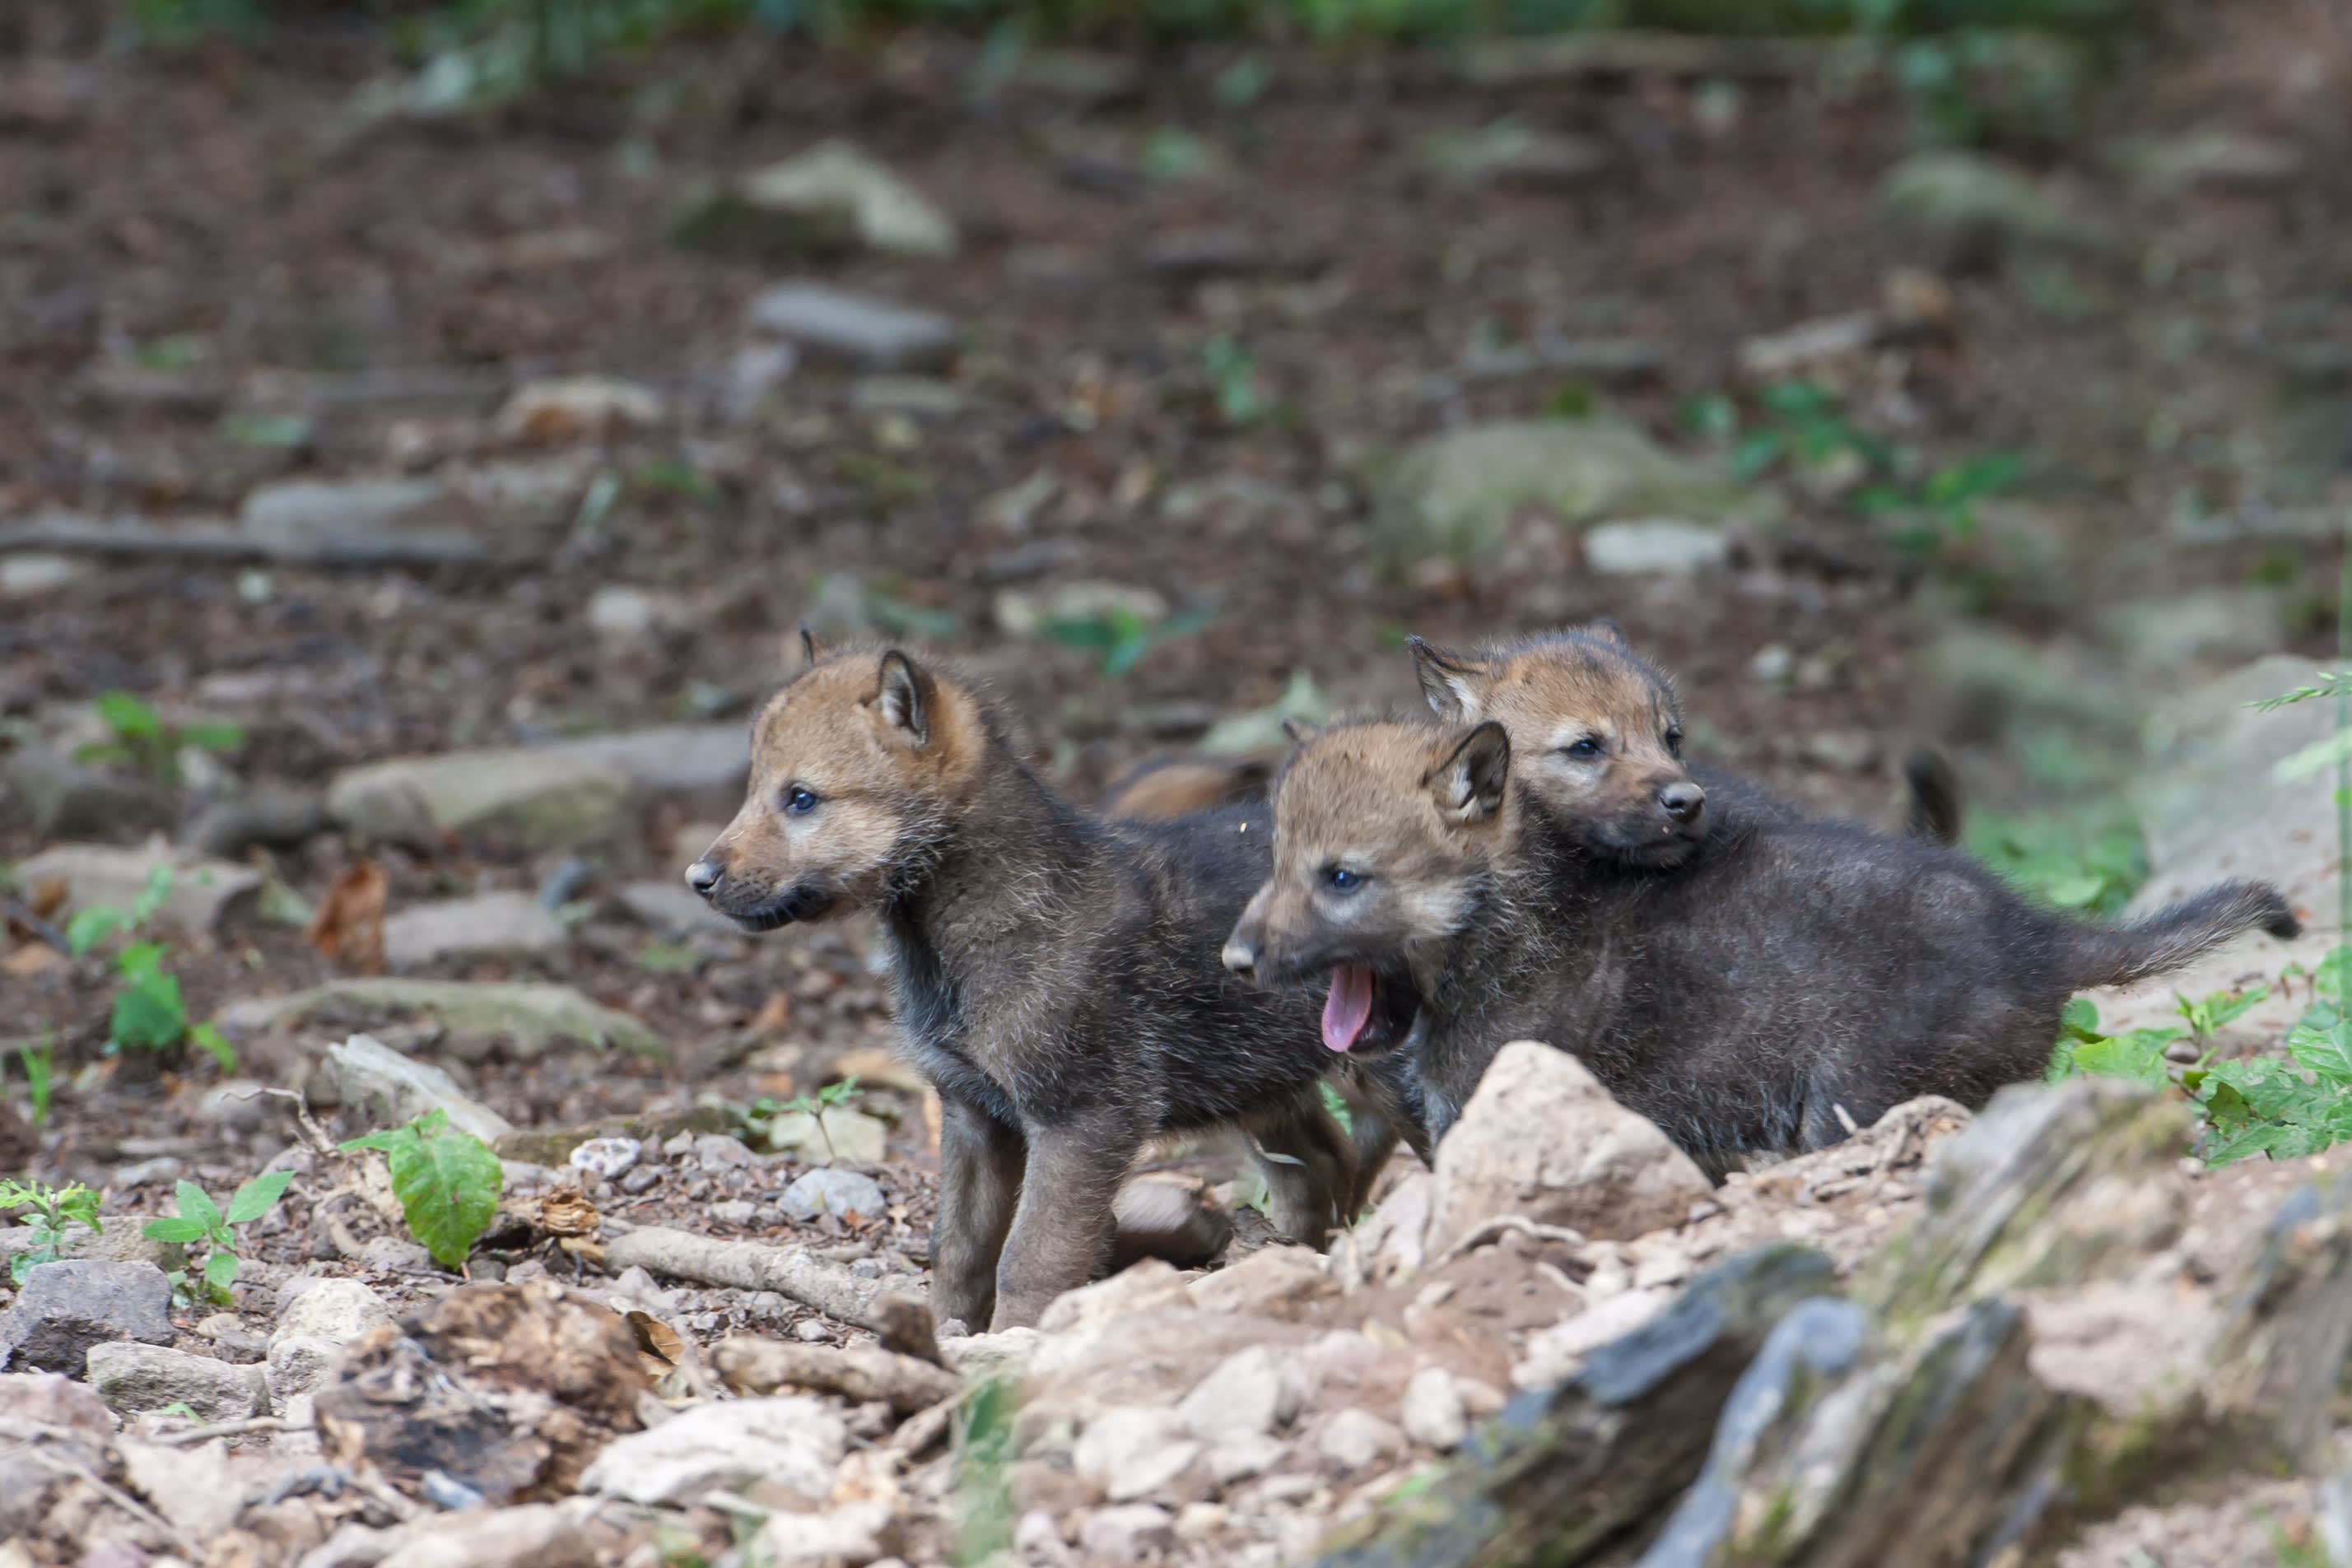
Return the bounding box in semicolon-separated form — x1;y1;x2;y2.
1222;716;2299;1174
685;643;1381;1331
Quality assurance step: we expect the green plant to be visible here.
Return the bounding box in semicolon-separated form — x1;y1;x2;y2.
63;869;236;1071
66;866;174;956
142;1174;292;1305
76;691;243;784
0;1180;102;1286
1041;604;1218;678
21;1040;54;1128
2177;983;2267;1046
342;1110;504;1271
2045;998;2177;1088
952;1376;1019;1566
1201;334;1272;427
749;1076;866;1161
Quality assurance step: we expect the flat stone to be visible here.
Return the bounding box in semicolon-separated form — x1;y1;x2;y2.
327;1031;516;1142
748;284;960;372
578;1394;846;1505
85;1342;269;1421
375;1505;597;1568
117;1435;241;1540
0;552;91;597
223;978;663;1059
383;891;569;970
16;841;262;941
1175;1344;1288;1445
734;142;957;258
778;1167;888;1224
761;1107;888;1166
0;1260;175;1375
240;477;447;547
1075;1405;1200;1502
1078;1504;1175;1563
275;1278;397;1345
1581;518;1728;575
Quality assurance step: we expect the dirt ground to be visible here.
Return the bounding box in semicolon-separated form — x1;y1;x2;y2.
3;2;2351;1562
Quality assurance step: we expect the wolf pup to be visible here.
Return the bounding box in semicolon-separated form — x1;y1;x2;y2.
1223;716;2298;1173
1409;624;1963;860
686;643;1380;1330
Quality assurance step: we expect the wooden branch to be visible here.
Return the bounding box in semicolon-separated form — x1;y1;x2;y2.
710;1335;959;1414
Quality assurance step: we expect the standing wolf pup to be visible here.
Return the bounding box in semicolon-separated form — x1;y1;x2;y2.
686;643;1382;1330
1224;707;2298;1171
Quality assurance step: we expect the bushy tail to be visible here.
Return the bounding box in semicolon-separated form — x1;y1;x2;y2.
1100;756;1269;822
2067;881;2302;990
1901;747;1963;847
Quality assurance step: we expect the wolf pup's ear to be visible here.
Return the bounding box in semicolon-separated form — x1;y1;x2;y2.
799;626;827;668
877;650;934;747
1279;717;1322;747
1407;636;1493;723
1428;720;1511;824
1581;617;1630;648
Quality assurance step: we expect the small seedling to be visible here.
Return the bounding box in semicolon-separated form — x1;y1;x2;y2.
76;691;242;784
22;1040;54;1127
1201;334;1270;427
143;1174;293;1306
0;1179;101;1285
749;1076;865;1161
342;1110;503;1272
2177;984;2268;1045
67;866;174;956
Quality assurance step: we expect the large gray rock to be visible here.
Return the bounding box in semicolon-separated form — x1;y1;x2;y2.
16;841;262;940
328;1032;515;1142
0;1259;176;1374
276;1277;397;1346
85;1342;269;1421
577;1394;846;1505
670;141;957;260
748;284;960;372
383;891;568;970
1430;1041;1712;1250
2131;654;2345;931
1372;419;1742;573
778;1167;888;1224
222;977;661;1059
1879;151;2117;272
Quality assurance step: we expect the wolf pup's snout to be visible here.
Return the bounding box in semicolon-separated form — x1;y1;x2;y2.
1658;779;1705;826
685;858;724;897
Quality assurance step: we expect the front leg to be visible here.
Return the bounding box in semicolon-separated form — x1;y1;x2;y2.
990;1110;1139;1330
931;1093;1027;1333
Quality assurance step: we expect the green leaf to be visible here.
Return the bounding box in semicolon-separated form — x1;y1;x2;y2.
2287;1003;2352;1087
110;960;188;1052
345;1113;503;1270
142;1217;209;1245
203;1248;240;1296
131;867;174;926
175;722;246;754
56;1185;100;1232
2058;997;2100;1038
170;1180;222;1234
2068;1028;2177;1087
66;907;132;957
2187;984;2268;1034
95;691;163;742
1730;428;1786;482
224;1170;293;1226
190;1022;237;1072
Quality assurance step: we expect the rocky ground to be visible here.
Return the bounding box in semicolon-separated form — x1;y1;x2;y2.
5;0;2352;1563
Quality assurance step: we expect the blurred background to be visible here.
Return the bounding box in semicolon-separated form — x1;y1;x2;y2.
2;0;2349;1202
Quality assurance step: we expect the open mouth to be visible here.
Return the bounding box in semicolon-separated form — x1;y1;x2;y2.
1320;963;1421;1057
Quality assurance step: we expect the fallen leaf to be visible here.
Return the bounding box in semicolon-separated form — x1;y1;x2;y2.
2;942;67;977
307;860;388;975
27;879;68;920
749;992;793;1034
626;1310;683;1369
536;1189;601;1239
754;1072;798;1099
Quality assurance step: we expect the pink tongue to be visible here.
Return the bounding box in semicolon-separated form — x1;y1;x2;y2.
1320;964;1376;1053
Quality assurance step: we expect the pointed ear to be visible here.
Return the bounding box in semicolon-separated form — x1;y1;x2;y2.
1428;721;1511;824
876;650;933;747
1407;636;1493;723
799;626;827;668
1582;618;1629;649
1279;716;1322;747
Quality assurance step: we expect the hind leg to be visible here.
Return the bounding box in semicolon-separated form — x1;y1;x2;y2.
1243;1093;1357;1249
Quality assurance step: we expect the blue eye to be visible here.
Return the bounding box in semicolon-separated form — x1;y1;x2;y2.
1561;737;1603;761
785;787;818;816
1325;867;1362;892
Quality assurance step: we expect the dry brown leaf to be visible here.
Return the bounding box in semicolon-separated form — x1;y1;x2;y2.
26;878;68;920
749;992;793;1035
2;942;67;978
307;860;388;975
753;1071;797;1100
537;1190;601;1238
626;1310;683;1368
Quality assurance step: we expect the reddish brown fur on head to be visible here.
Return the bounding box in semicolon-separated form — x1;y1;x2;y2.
1408;622;1707;868
686;648;985;930
1223;719;1511;1056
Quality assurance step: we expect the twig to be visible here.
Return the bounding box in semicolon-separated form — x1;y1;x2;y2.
152;1415;285;1446
231;1086;343;1161
603;1226;898;1331
1437;1214;1588;1268
711;1335;959;1415
0;512;497;567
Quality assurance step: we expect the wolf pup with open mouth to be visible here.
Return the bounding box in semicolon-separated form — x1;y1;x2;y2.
686;641;1386;1330
1223;715;2298;1172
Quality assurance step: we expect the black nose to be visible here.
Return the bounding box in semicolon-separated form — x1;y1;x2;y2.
685;859;723;897
1658;782;1706;824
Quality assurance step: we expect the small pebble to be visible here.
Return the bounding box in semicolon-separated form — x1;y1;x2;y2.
711;1199;758;1227
621;1166;661;1195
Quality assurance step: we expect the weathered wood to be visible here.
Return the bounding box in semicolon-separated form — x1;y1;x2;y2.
603;1226;898;1330
711;1335;959;1414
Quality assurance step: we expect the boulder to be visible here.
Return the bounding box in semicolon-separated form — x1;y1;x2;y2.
0;1259;175;1374
85;1342;269;1421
